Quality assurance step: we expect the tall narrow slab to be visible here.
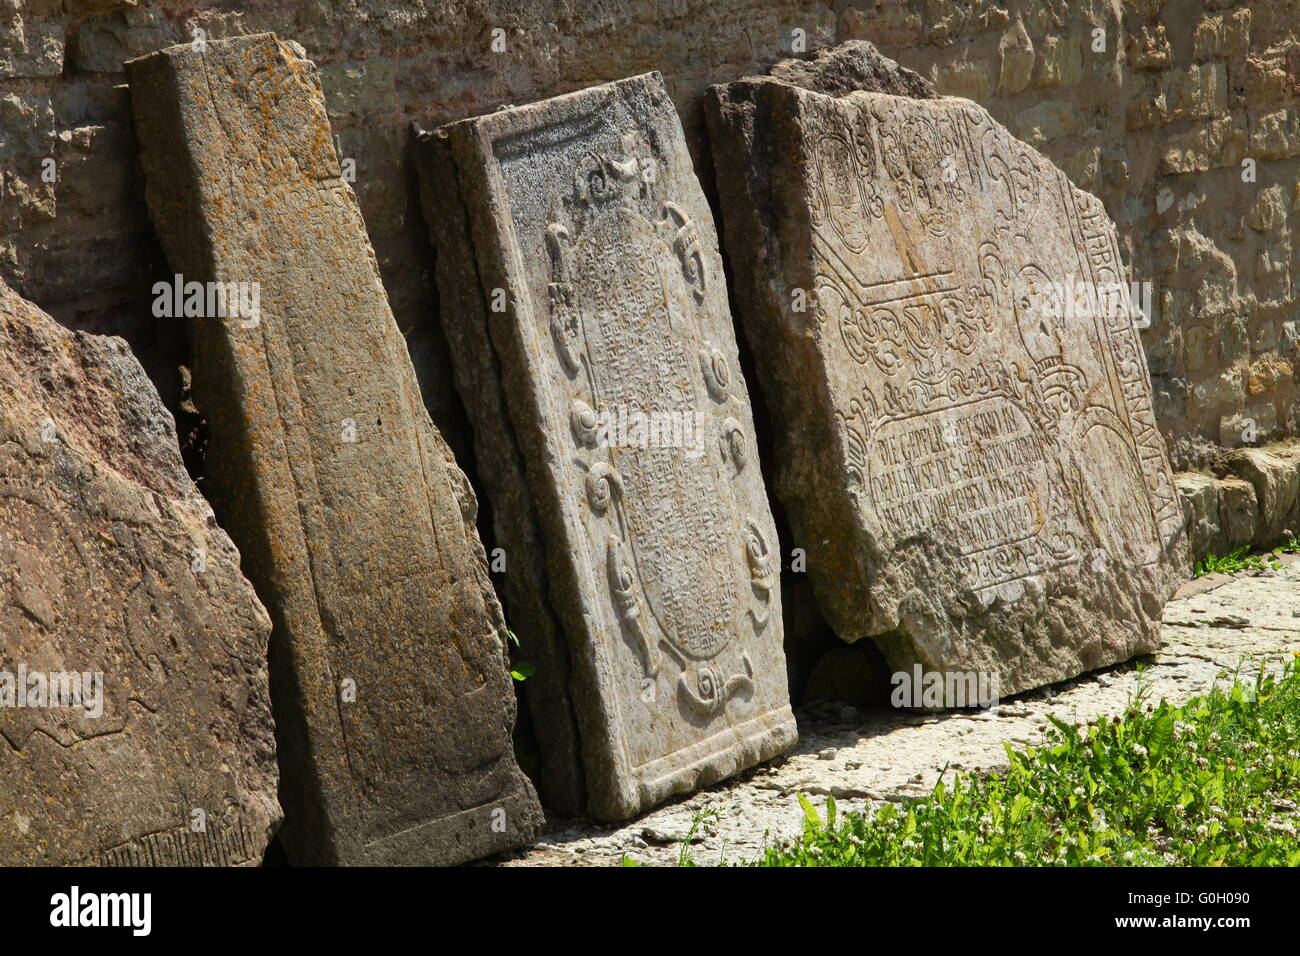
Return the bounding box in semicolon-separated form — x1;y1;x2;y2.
127;34;541;864
417;73;797;821
1;279;280;865
707;45;1188;697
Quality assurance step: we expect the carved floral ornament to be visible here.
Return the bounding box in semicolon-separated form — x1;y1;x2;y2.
541;129;770;719
799;94;1174;589
806;97;1064;426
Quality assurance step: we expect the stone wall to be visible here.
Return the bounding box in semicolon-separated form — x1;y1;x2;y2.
2;1;1297;468
1178;442;1300;561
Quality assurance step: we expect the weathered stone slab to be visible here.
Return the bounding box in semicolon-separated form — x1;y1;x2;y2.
417;72;797;821
127;34;541;864
0;278;280;865
706;44;1189;697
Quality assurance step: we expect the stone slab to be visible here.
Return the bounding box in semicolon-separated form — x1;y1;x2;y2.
127;34;541;864
0;278;280;865
706;44;1189;698
417;72;797;821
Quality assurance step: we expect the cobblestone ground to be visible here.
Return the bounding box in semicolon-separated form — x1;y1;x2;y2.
491;557;1300;866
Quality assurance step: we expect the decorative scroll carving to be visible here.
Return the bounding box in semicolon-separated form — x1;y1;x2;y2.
722;417;747;471
700;346;731;401
571;132;642;207
664;201;707;302
743;518;775;629
679;653;755;717
570;399;600;445
808;97;884;252
585;462;624;515
545;223;583;374
606;535;658;678
532;112;781;726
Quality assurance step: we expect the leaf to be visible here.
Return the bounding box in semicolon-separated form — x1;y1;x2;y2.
1046;713;1077;741
510;661;536;681
1010;794;1031;825
1149;708;1174;759
797;792;822;833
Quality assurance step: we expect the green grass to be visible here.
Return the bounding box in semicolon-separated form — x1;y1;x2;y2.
750;656;1300;867
1193;537;1299;578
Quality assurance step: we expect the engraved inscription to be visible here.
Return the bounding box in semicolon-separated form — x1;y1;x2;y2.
96;820;260;867
707;55;1187;698
506;117;771;735
805;92;1176;592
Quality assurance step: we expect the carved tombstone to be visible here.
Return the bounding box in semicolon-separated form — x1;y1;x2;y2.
417;72;797;821
0;279;280;865
706;44;1188;698
127;34;542;864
